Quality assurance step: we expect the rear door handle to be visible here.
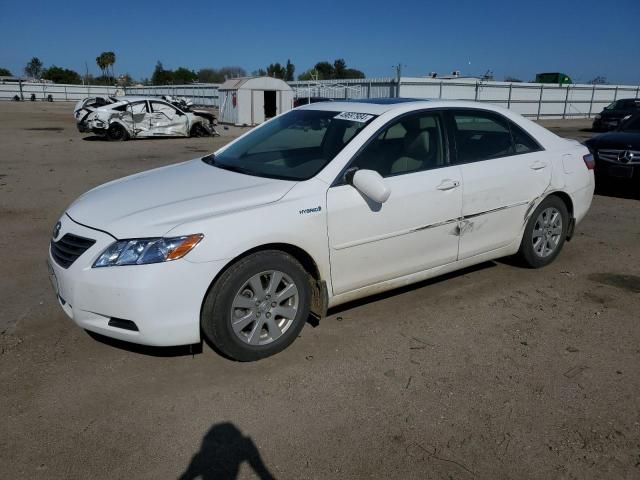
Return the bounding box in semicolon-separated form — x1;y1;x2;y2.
437;179;461;191
529;161;548;170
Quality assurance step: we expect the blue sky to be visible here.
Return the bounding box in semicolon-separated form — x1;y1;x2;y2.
1;0;639;84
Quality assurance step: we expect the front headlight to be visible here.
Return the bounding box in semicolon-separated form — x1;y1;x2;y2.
93;234;203;268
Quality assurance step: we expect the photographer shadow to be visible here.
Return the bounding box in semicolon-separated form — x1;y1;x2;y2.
179;422;275;480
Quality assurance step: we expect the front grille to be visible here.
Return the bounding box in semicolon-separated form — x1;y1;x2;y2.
597;149;640;164
50;233;96;268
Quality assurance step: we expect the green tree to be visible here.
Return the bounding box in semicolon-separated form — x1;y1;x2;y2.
285;59;295;81
252;68;267;77
42;66;82;84
266;62;285;79
314;61;334;80
0;67;12;76
151;61;174;85
333;58;347;79
24;57;43;78
172;67;197;84
198;68;222;83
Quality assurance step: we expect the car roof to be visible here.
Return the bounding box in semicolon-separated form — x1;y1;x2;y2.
295;97;521;116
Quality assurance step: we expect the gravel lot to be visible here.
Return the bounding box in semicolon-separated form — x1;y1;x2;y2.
1;102;639;480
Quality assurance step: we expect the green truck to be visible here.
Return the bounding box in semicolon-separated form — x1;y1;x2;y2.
535;72;573;85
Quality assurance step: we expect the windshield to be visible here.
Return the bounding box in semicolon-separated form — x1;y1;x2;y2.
620;115;640;132
205;109;376;181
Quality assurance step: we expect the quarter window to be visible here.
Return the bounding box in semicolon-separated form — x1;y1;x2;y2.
349;112;445;177
510;122;541;154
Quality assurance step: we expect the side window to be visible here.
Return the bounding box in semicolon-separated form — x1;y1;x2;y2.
130;101;147;114
150;101;178;117
509;122;542;154
350;112;445;177
451;111;513;163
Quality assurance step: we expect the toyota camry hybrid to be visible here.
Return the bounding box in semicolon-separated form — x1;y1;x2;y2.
48;99;595;361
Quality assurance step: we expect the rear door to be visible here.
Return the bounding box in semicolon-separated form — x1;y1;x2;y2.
447;109;551;259
120;101;150;137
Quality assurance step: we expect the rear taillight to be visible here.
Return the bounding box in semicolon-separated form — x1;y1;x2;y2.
583;153;595;170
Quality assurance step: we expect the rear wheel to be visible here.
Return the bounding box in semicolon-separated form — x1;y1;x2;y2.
201;250;311;361
107;123;128;141
517;195;569;268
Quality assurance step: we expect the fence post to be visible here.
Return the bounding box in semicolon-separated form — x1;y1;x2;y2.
368;81;371;98
635;85;639;99
537;84;544;120
507;83;512;109
562;85;570;119
439;81;443;99
64;85;68;101
474;82;479;101
613;85;618;101
588;84;596;118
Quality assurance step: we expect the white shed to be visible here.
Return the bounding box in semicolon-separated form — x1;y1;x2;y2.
218;76;294;125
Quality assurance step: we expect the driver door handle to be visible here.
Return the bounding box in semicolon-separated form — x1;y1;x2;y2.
437;179;461;191
529;160;548;170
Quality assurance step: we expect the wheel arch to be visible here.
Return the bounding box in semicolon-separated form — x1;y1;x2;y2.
200;242;327;330
547;190;574;218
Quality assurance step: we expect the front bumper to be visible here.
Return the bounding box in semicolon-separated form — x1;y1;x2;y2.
48;214;227;346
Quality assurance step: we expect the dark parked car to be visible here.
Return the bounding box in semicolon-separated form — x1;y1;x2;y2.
586;113;640;182
592;98;640;131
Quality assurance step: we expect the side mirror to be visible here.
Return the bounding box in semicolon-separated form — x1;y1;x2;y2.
350;169;391;204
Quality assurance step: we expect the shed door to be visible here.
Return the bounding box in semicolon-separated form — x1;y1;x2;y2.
252;90;265;125
264;90;277;119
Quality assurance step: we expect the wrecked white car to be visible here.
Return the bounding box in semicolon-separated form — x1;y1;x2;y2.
75;97;217;140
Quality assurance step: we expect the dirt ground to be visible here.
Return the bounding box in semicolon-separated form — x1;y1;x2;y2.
1;102;639;480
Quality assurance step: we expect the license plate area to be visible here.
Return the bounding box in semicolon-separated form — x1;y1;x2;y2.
608;165;634;178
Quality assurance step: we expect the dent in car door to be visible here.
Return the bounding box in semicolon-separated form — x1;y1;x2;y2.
327;111;463;295
120;101;150;137
149;101;188;136
449;110;551;259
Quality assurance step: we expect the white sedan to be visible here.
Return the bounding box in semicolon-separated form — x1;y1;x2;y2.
75;96;214;140
48;99;594;361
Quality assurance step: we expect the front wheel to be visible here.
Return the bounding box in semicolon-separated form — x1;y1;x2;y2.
201;251;311;361
516;195;569;268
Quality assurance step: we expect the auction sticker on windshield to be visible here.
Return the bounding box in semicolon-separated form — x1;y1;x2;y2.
334;112;374;123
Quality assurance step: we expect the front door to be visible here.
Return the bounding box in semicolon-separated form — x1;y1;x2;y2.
327;110;463;295
148;101;188;136
447;109;552;259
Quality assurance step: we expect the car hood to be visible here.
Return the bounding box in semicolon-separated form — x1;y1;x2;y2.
587;131;640;149
67;159;296;238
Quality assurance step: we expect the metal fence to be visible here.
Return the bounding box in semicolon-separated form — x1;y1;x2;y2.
2;78;639;119
0;81;119;102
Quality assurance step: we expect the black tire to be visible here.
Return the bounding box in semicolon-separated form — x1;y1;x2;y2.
190;123;208;137
201;250;312;361
107;123;128;141
517;195;569;268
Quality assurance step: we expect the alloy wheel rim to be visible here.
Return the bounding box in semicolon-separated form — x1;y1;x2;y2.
532;207;562;258
230;270;299;346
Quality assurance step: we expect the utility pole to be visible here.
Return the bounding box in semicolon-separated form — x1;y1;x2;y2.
394;63;402;98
